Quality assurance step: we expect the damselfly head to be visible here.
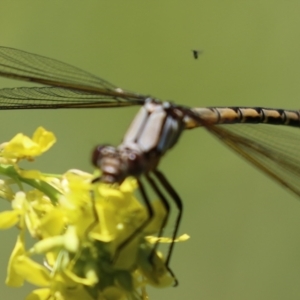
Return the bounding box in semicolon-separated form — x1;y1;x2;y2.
91;145;123;183
92;144;148;184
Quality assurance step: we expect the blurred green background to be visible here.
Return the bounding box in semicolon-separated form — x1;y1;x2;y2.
1;1;300;299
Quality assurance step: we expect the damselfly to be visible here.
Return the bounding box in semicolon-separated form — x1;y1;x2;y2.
0;47;299;283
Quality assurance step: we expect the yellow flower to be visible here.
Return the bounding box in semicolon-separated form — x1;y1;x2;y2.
1;126;56;160
0;128;189;299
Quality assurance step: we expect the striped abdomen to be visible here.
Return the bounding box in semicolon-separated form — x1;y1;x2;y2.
185;107;300;129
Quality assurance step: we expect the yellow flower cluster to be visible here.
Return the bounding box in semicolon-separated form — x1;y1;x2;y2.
0;127;188;300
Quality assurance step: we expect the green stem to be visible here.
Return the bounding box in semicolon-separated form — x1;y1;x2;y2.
0;164;61;203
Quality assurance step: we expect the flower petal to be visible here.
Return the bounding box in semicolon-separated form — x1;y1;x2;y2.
145;233;190;244
15;256;51;287
6;234;26;287
25;288;51;300
2;127;56;159
0;210;20;229
32;127;56;153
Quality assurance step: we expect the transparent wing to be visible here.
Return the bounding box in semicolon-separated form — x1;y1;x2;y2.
0;86;146;109
206;123;300;198
0;46;146;109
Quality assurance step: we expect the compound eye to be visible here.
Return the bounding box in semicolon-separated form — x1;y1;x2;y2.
91;145;110;167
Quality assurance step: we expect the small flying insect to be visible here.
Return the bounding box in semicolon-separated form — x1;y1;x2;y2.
192;49;203;59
